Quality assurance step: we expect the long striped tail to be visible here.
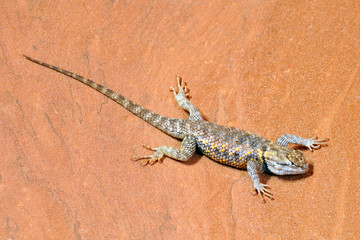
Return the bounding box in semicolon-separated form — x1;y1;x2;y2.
23;55;177;135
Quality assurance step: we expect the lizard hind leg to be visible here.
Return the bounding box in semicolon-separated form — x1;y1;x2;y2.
132;135;197;166
169;75;203;121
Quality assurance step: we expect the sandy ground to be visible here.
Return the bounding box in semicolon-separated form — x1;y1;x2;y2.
1;1;359;239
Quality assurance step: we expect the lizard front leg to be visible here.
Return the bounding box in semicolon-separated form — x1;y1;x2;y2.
170;76;203;121
247;160;273;203
277;134;329;151
132;135;197;166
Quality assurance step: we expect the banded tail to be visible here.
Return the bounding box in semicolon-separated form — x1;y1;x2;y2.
23;55;182;137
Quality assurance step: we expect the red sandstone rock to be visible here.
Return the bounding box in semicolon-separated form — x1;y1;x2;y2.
1;1;359;239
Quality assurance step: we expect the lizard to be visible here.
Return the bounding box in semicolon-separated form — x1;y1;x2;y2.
23;55;328;202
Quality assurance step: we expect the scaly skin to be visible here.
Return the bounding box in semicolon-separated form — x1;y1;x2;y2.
24;55;329;202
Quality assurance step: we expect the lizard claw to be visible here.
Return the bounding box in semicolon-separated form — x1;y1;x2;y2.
176;75;183;88
252;183;274;203
131;156;151;166
142;144;157;151
305;137;329;151
169;87;177;95
170;75;190;99
131;145;164;166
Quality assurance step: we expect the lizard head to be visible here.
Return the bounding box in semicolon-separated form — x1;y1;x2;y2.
262;142;309;175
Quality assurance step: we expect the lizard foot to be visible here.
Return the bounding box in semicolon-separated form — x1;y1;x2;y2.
304;136;329;151
131;145;165;166
251;183;274;203
170;75;190;98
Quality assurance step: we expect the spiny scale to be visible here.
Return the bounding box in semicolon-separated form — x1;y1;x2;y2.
193;123;269;168
24;53;268;169
24;55;327;202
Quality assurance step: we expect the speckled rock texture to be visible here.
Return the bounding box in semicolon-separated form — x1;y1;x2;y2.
1;1;359;239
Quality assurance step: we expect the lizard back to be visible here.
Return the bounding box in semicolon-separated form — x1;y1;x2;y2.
187;121;269;169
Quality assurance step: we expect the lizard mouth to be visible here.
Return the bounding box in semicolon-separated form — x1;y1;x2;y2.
265;162;309;175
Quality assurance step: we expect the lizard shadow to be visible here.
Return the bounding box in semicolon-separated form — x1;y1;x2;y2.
181;149;204;166
292;145;311;151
